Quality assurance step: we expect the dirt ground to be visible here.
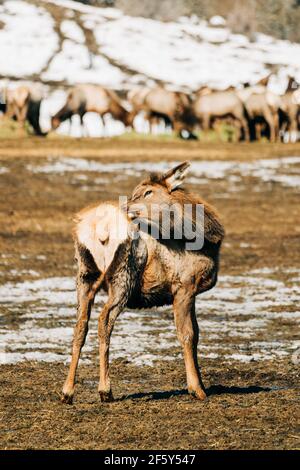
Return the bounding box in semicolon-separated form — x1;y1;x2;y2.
0;359;299;450
0;137;299;450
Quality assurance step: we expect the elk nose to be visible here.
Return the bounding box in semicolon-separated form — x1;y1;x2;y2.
127;208;140;220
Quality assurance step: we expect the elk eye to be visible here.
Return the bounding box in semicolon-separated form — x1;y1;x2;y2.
144;190;153;198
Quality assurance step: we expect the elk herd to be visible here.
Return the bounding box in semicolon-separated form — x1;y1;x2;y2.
1;74;300;142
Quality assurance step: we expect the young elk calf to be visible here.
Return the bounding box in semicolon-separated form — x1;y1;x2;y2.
62;162;225;404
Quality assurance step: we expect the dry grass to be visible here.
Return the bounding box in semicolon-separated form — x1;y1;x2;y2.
0;360;299;450
1;136;300;161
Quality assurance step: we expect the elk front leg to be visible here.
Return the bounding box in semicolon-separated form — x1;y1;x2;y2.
62;270;101;404
173;291;206;400
240;117;250;142
97;237;146;402
273;112;280;142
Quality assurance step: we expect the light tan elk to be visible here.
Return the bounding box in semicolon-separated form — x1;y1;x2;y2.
128;86;173;133
52;84;134;135
279;77;300;142
5;85;45;135
128;86;194;136
242;92;279;142
237;79;282;142
62;162;225;404
192;89;250;141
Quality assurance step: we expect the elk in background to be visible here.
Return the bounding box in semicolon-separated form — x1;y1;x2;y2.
192;88;250;141
237;76;282;142
279;76;300;142
5;84;45;136
128;86;196;138
61;162;224;404
240;92;279;142
51;84;134;136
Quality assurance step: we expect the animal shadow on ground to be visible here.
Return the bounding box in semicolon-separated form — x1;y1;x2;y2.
118;385;272;402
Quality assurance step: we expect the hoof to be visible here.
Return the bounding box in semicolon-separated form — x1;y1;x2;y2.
188;388;207;401
99;390;114;402
61;392;74;405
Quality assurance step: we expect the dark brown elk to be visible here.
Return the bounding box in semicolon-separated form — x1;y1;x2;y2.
5;85;45;136
51;84;134;135
128;86;196;138
62;162;224;404
192;90;250;141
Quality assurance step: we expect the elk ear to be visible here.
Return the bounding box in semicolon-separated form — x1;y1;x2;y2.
163;161;190;192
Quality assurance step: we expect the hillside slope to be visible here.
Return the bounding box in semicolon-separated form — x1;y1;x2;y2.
1;0;300;93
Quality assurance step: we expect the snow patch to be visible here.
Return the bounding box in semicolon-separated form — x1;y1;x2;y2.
27;156;300;189
1;0;300;91
0;1;58;77
1;268;299;365
60;20;85;44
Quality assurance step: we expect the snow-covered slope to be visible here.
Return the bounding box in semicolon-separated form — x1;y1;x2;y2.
0;1;58;78
1;0;300;93
1;0;300;136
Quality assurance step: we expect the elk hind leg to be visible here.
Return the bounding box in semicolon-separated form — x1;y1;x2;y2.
97;273;131;402
263;108;276;143
62;247;101;404
97;298;126;402
173;291;206;400
237;113;250;142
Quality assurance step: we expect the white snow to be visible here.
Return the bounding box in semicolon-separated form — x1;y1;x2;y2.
0;0;300;92
26;156;300;190
0;1;58;77
209;15;226;27
43;0;123;19
60;20;85;44
42;40;126;86
0;268;299;365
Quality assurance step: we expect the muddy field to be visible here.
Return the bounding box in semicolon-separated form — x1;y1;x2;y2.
0;137;299;450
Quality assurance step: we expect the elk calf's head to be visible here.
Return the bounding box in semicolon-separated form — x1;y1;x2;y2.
127;162;204;248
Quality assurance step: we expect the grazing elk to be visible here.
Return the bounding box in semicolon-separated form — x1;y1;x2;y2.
279;77;300;142
192;89;250;141
128;86;196;138
237;80;282;142
62;162;224;404
5;85;45;136
51;84;134;136
241;92;279;142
